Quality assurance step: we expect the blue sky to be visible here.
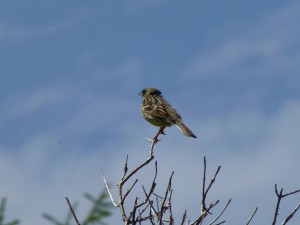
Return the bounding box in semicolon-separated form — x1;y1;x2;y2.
1;1;300;224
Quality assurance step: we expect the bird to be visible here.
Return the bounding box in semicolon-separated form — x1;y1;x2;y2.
139;88;197;141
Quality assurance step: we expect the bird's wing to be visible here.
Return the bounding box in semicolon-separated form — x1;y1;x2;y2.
142;96;176;125
162;99;182;121
143;97;169;117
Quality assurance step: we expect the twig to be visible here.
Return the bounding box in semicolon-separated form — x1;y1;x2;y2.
121;155;129;180
101;169;118;207
215;221;226;225
202;157;221;213
120;179;139;206
202;156;207;212
131;198;138;225
191;200;220;225
102;137;157;225
118;154;155;222
245;207;258;225
119;152;154;186
161;172;174;209
102;142;232;225
145;194;159;219
138;161;158;209
141;187;159;218
65;197;81;225
272;184;300;225
209;198;232;225
149;210;156;225
180;210;187;225
281;189;300;198
282;203;300;225
159;172;174;225
168;189;174;225
205;165;221;197
149;137;157;156
272;185;283;225
136;201;151;220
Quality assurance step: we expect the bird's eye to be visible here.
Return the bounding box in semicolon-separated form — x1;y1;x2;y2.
142;89;146;95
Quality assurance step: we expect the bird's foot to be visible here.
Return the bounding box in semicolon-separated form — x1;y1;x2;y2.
147;137;160;144
160;130;166;135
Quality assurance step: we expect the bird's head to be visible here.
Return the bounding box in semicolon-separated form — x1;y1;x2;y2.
139;88;162;97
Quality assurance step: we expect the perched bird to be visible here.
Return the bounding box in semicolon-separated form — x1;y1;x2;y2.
139;88;197;140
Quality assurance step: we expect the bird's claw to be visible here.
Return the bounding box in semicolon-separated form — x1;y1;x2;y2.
160;130;166;135
147;137;160;144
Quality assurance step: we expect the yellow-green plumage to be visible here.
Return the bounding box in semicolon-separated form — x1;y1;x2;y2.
139;88;197;138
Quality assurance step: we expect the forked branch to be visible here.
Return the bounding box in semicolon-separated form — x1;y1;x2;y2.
272;184;300;225
101;141;300;225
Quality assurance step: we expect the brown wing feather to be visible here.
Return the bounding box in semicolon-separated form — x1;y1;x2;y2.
141;96;175;126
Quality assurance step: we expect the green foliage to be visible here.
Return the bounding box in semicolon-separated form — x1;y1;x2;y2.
43;189;113;225
0;198;20;225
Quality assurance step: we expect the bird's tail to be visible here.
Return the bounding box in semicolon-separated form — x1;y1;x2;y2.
175;121;197;138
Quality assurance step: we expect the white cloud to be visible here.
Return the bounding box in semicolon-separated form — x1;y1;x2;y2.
1;98;299;225
0;67;138;140
0;9;88;41
124;0;170;14
94;57;145;90
185;1;300;78
1;2;299;225
100;100;300;224
188;101;300;224
1;87;71;122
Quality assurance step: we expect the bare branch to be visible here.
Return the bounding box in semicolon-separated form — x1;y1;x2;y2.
245;207;258;225
121;155;129;181
209;198;232;225
202;156;221;213
273;184;283;225
119;153;154;186
191;200;220;225
159;172;174;225
117;152;155;223
120;179;139;206
101;144;251;225
202;156;207;212
272;184;300;225
168;189;174;225
65;197;81;225
138;161;158;209
281;189;300;198
215;221;226;225
205;165;221;197
161;172;174;210
101;169;118;207
142;186;159;218
180;210;187;225
282;203;300;225
130;198;138;225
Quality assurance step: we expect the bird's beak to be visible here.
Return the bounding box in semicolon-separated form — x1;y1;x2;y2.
138;92;142;96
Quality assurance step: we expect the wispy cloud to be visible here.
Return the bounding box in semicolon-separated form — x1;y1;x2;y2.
0;58;142;149
94;57;145;90
1;2;299;225
1;85;300;225
1;87;71;121
0;9;88;41
185;1;300;78
124;0;170;14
